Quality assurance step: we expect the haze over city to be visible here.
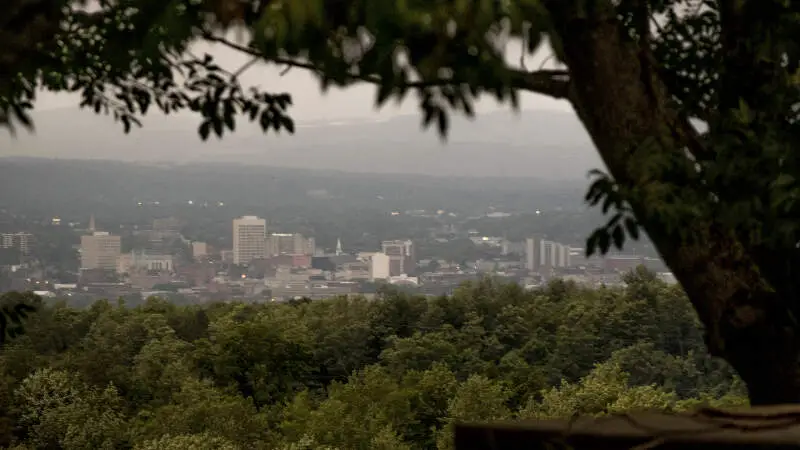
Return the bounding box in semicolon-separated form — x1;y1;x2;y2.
5;107;601;179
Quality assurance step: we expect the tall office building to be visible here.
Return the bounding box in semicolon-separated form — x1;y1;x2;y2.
80;232;121;270
542;240;571;268
542;240;558;268
556;243;570;267
1;232;33;256
191;241;208;260
369;252;391;280
381;239;416;276
335;238;343;256
233;216;267;265
525;237;541;272
266;233;315;256
526;236;570;272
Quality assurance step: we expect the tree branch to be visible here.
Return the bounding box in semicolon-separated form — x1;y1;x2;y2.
232;56;260;79
202;34;571;100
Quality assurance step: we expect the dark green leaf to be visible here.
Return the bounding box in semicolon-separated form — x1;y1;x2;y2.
199;120;211;140
526;30;543;54
259;111;272;132
376;83;393;106
612;225;624;250
280;116;295;133
436;110;449;138
624;217;640;240
212;117;223;137
586;232;598;257
598;230;611;255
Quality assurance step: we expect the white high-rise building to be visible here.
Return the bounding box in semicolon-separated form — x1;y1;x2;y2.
526;236;570;272
525;237;541;272
191;241;208;260
335;238;343;256
541;240;571;268
557;244;571;267
80;232;121;270
369;252;391;280
233;216;267;265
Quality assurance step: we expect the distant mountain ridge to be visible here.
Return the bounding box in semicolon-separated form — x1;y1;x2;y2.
2;107;604;179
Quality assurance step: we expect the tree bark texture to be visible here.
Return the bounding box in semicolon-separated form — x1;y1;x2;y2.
541;0;800;404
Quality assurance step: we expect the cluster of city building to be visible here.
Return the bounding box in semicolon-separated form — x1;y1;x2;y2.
228;215;416;279
69;215;424;302
0;213;673;304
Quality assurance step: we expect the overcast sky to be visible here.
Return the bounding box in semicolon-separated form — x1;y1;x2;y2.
35;36;571;122
7;36;601;179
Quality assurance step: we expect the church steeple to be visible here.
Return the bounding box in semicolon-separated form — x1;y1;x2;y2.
335;238;343;256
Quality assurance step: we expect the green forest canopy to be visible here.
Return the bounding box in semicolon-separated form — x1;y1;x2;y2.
3;0;800;404
0;271;747;449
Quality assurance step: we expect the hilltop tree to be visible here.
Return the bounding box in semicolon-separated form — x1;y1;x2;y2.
0;280;746;448
3;0;800;405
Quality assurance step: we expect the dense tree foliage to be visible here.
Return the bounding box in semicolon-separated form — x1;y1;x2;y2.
0;271;746;449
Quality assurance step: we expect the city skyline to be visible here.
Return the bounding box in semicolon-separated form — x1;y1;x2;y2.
0;158;667;303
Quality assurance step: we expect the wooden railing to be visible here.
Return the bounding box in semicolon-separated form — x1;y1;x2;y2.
454;406;800;449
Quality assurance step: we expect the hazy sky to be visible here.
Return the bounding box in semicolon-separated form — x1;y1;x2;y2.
10;36;599;179
35;36;571;122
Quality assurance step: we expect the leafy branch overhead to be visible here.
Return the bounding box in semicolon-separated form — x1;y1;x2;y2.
0;0;569;137
584;170;640;257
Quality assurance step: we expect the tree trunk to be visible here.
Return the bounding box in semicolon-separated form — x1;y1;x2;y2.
541;0;800;404
732;346;800;406
716;292;800;405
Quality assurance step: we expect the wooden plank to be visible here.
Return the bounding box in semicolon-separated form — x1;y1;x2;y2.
454;406;800;449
